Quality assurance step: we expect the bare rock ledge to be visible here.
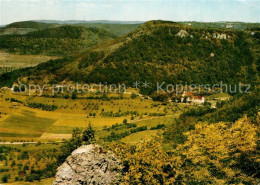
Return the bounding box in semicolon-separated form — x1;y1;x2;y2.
53;144;121;185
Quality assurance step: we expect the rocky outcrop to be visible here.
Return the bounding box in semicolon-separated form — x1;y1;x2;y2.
53;144;121;185
176;29;189;38
213;33;228;39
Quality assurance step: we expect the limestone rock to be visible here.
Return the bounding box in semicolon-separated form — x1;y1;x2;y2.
53;144;121;185
176;29;189;38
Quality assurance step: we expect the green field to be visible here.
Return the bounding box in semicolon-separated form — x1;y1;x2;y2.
0;89;187;143
0;18;258;184
5;178;54;185
121;130;159;143
0;109;55;135
0;51;58;74
0;88;187;184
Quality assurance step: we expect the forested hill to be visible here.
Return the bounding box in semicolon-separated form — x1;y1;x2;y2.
0;20;141;36
0;25;116;55
0;21;57;35
0;20;141;55
4;21;57;29
180;21;260;30
35;20;142;36
0;21;259;91
77;23;141;37
67;21;259;86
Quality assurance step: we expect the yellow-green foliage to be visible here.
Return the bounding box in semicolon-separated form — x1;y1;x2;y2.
108;116;259;184
175;116;259;184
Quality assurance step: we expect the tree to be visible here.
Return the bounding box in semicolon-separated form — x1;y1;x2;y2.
1;174;8;183
64;94;69;99
72;128;82;147
71;92;77;99
13;85;20;92
151;91;169;102
82;123;95;144
109;116;259;184
130;93;138;99
57;128;82;165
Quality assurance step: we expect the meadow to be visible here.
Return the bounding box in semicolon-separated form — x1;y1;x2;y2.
0;19;258;184
0;89;190;144
0;51;58;74
0;87;194;184
5;178;54;185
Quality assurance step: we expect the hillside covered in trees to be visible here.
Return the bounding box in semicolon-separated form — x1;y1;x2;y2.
164;88;259;145
0;20;259;184
0;21;259;93
0;21;141;52
0;21;57;35
109;115;259;184
0;25;117;55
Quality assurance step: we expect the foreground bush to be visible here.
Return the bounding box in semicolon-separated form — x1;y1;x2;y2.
108;116;259;184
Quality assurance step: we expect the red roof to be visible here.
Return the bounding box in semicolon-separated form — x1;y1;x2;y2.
193;96;203;100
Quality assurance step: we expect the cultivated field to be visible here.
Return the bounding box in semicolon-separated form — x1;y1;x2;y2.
0;51;58;74
0;88;189;184
5;178;54;185
0;89;188;143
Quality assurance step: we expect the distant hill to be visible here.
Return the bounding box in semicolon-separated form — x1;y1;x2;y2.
0;21;141;55
0;20;259;93
35;20;142;36
180;21;260;30
0;25;116;55
76;23;141;37
0;20;142;37
34;20;144;25
5;21;57;29
0;21;58;35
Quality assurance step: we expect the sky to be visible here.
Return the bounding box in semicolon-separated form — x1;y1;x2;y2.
0;0;259;25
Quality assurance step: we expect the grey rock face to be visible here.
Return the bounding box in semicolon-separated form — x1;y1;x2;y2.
53;144;121;185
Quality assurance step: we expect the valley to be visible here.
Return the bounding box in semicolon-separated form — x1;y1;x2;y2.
0;19;258;184
0;88;187;143
0;87;192;184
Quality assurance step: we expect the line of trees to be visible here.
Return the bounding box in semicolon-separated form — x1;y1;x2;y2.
27;103;58;111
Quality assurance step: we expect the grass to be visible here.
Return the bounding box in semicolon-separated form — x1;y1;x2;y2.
96;115;180;143
0;142;60;151
53;116;130;128
46;125;77;134
5;178;54;185
207;93;231;100
121;130;159;144
0;51;58;68
0;89;188;184
131;115;178;128
38;133;71;141
0;109;55;138
0;89;187;142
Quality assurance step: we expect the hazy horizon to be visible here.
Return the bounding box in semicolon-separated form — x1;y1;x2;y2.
1;19;260;27
0;0;259;25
